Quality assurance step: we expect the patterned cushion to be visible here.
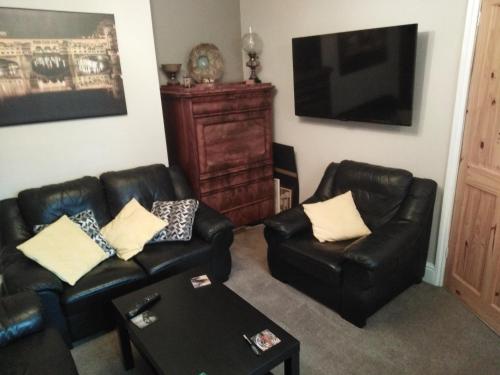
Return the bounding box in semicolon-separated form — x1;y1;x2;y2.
150;199;199;242
34;209;116;258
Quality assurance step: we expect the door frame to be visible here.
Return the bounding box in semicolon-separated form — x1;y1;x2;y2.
431;0;482;286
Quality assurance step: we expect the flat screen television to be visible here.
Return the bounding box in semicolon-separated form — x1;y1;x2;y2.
292;24;418;126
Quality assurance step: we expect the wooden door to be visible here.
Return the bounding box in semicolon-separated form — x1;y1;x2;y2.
446;0;500;334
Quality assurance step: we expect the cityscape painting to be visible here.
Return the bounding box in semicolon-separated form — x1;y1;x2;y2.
0;8;127;127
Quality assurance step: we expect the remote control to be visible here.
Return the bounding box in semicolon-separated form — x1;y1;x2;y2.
126;292;161;319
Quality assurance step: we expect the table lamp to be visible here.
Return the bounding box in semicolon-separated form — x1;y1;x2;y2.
242;26;263;83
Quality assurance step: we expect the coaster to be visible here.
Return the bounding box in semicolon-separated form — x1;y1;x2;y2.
191;274;211;288
251;329;281;351
131;311;158;328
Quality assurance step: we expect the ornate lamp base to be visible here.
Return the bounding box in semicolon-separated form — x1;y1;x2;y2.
246;52;261;83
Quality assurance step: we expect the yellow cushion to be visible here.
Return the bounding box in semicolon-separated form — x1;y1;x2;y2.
17;215;107;286
101;198;167;261
303;191;371;242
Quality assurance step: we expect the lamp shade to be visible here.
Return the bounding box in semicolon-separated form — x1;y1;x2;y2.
242;27;263;54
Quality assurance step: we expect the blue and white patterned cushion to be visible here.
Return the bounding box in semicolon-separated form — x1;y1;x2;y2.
34;209;116;258
150;199;199;242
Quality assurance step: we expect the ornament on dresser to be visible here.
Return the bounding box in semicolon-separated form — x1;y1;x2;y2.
160;64;182;85
182;75;193;88
242;26;263;84
187;43;224;84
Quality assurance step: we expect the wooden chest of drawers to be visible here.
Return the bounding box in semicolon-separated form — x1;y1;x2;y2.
160;83;275;226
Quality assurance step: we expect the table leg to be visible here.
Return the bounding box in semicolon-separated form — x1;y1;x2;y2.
117;320;134;370
284;351;299;375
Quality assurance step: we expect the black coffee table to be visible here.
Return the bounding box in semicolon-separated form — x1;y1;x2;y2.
112;268;300;374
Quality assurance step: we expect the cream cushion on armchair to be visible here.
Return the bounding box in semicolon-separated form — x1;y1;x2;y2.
303;191;371;242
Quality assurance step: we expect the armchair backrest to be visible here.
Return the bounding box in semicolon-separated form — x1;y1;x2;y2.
313;160;414;230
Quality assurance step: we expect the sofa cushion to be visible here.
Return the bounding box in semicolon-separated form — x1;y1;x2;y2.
17;216;108;286
134;236;212;278
100;164;177;217
279;232;357;286
101;199;167;261
18;176;111;229
34;209;116;258
0;328;78;375
333;160;413;230
150;199;199;242
1;245;64;294
62;257;147;315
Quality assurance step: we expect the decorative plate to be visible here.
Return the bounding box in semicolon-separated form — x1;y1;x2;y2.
187;43;224;83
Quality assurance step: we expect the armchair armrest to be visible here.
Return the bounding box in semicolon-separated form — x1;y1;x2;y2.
0;291;43;346
193;202;234;242
264;205;312;240
344;220;420;276
1;245;63;295
341;219;426;326
344;220;420;271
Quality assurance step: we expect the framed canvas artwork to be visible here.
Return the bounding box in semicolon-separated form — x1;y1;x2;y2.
0;7;127;127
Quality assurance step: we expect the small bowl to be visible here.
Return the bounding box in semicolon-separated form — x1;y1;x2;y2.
161;64;181;74
161;64;182;85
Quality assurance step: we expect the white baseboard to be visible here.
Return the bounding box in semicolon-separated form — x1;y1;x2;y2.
423;262;438;286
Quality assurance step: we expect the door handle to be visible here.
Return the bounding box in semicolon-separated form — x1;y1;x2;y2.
489;224;497;255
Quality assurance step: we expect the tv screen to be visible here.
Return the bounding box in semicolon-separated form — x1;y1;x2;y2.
292;24;418;126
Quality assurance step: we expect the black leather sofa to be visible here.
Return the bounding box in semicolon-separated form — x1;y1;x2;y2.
0;290;78;375
264;160;437;327
0;164;233;344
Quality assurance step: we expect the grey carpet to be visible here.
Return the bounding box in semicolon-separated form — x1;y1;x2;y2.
71;225;500;374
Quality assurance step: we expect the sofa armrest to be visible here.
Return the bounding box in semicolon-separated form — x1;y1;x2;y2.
193;202;234;242
344;220;420;271
0;291;44;346
0;198;31;248
1;246;63;295
264;205;312;240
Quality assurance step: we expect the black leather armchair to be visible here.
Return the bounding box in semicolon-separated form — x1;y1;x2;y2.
264;160;437;327
0;290;78;375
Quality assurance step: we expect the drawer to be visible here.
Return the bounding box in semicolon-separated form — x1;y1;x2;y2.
192;93;271;116
201;178;274;213
224;198;274;227
199;165;273;194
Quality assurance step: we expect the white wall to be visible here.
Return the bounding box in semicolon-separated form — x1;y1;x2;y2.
150;0;243;84
0;0;167;199
240;0;468;262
